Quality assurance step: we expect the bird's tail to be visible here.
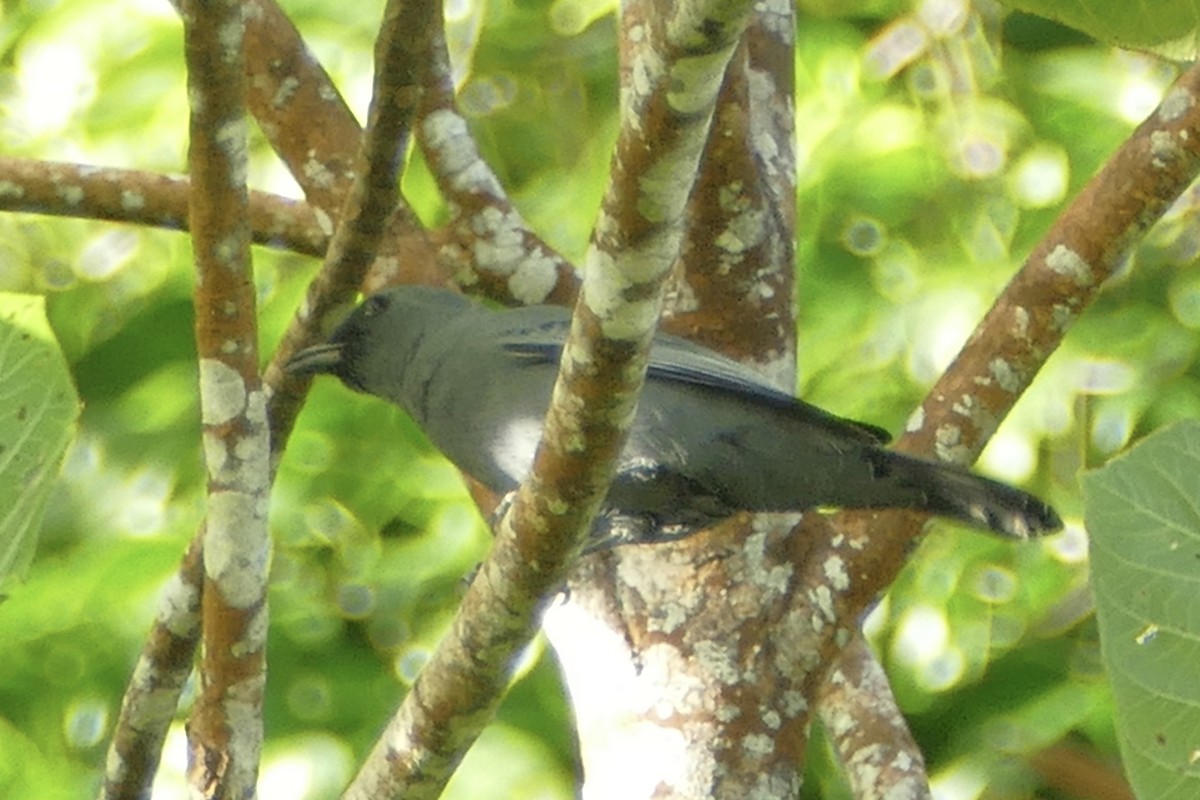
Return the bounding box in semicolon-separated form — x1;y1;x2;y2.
868;450;1061;539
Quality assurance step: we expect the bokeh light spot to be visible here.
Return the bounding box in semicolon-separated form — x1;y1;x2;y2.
971;565;1017;604
1009;145;1069;208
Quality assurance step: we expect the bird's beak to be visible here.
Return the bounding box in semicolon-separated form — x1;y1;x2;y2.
286;342;344;376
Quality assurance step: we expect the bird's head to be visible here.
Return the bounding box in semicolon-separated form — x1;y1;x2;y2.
286;286;470;396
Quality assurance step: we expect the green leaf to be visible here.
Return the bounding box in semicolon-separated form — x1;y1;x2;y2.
0;293;80;593
1083;420;1200;799
1000;0;1200;57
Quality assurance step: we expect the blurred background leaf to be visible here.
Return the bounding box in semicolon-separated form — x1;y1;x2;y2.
999;0;1200;58
0;293;79;595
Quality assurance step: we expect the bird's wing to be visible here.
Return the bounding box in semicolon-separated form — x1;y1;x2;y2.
499;320;892;445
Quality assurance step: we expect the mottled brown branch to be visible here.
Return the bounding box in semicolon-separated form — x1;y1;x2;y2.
542;4;807;796
101;0;443;478
817;638;931;800
237;0;582;305
237;0;581;305
663;27;796;370
342;0;754;797
794;54;1200;800
0;157;327;256
263;0;442;468
240;0;442;288
98;537;203;800
804;8;998;792
239;0;363;218
164;0;365;226
182;1;271;797
414;32;579;306
103;3;445;787
163;0;438;467
807;57;1200;750
265;0;444;474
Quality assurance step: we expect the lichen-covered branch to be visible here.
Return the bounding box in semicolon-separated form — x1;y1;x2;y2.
102;2;443;786
263;0;441;466
238;0;395;226
817;638;931;800
0;157;327;256
181;1;271;796
415;31;579;306
165;0;455;298
540;4;803;797
238;0;449;285
663;22;796;371
805;56;1200;755
342;0;754;797
98;537;203;800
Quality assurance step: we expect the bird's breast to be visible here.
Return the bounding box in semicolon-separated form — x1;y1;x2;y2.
484;414;545;485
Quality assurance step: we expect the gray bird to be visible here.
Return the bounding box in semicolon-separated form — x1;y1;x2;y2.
288;286;1061;548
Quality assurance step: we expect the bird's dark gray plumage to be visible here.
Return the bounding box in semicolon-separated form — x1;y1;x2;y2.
288;286;1061;547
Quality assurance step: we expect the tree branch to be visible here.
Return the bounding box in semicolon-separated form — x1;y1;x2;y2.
237;0;444;290
175;0;582;309
181;0;271;795
663;18;796;369
103;2;441;792
413;31;579;306
263;0;442;464
98;537;203;800
817;638;931;800
805;55;1200;771
540;4;807;796
342;0;755;796
0;157;327;256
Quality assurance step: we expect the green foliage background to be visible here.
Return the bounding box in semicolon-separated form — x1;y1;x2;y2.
2;0;1198;797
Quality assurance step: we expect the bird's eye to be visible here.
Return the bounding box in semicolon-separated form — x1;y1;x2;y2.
363;293;391;316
